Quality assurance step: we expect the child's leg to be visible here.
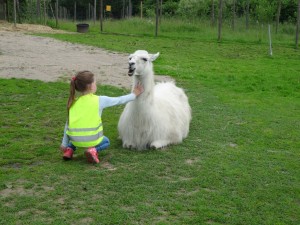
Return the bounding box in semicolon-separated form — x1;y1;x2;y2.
85;137;110;164
94;136;110;152
63;143;76;160
67;143;77;151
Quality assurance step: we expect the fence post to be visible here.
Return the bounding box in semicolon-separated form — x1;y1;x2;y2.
296;0;300;49
55;0;58;27
155;0;159;36
13;0;16;27
268;24;273;56
100;0;103;32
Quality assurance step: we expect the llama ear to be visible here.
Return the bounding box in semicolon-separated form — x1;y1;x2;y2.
150;52;160;62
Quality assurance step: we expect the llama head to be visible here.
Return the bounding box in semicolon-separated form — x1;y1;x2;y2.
128;50;160;77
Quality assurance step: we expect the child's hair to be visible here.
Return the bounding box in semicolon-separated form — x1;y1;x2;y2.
67;70;95;111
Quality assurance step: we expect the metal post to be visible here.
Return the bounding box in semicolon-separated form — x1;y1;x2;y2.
268;24;273;56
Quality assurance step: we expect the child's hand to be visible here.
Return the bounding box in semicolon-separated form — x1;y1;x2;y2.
133;83;144;97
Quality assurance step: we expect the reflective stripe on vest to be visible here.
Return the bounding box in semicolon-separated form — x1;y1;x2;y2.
66;94;104;147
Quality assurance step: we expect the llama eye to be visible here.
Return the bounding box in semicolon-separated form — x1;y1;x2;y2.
142;58;148;62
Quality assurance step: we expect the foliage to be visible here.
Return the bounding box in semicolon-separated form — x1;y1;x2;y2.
3;0;300;24
176;0;210;18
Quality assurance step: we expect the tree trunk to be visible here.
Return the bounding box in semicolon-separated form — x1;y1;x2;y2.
296;0;300;48
37;0;41;21
55;0;58;27
100;0;103;32
155;0;159;36
232;0;236;31
246;0;250;30
140;1;143;18
211;0;215;26
218;0;223;41
74;1;76;22
43;0;46;24
276;0;282;34
93;0;96;24
129;0;132;18
122;0;125;18
13;0;16;26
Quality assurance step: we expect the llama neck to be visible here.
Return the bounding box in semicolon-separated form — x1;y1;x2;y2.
133;71;155;99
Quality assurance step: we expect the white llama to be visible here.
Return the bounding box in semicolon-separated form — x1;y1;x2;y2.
118;50;192;150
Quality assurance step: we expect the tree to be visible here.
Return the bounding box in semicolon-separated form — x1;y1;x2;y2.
296;0;300;48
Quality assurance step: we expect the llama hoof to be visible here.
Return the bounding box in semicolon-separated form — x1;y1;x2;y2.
150;141;168;149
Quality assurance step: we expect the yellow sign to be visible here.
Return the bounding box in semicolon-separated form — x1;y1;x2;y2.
106;5;111;12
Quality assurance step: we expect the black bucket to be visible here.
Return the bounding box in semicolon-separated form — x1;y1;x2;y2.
76;23;89;33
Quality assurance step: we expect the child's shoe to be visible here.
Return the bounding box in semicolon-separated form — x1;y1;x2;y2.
85;147;100;164
63;147;73;160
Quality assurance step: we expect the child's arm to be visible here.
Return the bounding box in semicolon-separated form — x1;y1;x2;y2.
100;83;144;110
60;121;69;151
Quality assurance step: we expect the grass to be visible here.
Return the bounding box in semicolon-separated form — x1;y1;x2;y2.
0;18;300;224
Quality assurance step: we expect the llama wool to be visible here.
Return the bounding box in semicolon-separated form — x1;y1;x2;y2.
118;50;192;150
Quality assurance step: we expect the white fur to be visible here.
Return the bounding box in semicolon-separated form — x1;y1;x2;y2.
118;50;192;150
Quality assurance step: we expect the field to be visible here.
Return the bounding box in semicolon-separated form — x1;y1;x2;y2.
0;18;299;224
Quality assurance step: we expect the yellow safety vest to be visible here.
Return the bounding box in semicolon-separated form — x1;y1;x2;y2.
66;94;104;147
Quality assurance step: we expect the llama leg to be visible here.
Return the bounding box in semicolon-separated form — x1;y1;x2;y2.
150;140;170;149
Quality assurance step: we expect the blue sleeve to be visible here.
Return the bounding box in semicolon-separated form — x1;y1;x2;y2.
99;93;136;112
61;121;69;147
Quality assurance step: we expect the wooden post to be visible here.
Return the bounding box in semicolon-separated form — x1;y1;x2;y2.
276;0;282;34
140;1;143;19
37;0;41;21
4;3;7;21
100;0;103;32
246;0;250;30
43;0;46;24
94;0;96;25
13;0;16;27
155;0;159;36
88;3;90;20
55;0;58;27
74;1;76;22
122;0;125;19
159;0;162;24
296;0;300;49
218;0;223;41
129;0;132;18
211;0;215;26
232;0;236;31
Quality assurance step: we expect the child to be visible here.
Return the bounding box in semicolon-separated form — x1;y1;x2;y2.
60;70;144;163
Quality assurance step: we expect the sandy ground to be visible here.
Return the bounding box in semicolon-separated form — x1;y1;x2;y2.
0;21;171;89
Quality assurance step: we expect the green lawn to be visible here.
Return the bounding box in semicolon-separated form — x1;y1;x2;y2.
0;19;299;224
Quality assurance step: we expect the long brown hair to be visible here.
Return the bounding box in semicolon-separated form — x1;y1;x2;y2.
67;70;95;112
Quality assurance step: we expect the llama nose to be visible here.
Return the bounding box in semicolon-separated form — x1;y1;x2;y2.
129;62;135;67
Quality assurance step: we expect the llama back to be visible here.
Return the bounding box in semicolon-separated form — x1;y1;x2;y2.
154;81;192;138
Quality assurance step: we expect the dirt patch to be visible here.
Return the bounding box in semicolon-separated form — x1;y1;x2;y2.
0;21;172;89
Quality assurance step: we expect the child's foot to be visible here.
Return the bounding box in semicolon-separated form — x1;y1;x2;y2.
85;148;100;164
63;147;74;160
